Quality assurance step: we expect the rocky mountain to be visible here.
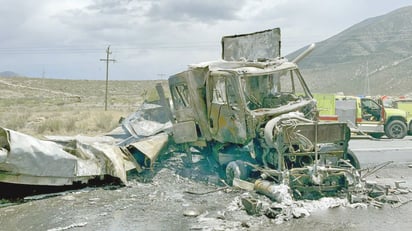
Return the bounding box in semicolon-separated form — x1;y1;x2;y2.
288;6;412;96
0;71;20;77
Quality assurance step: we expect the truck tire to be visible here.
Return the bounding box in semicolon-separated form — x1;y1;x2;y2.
370;133;383;139
385;120;407;139
409;122;412;135
346;149;361;169
225;160;249;186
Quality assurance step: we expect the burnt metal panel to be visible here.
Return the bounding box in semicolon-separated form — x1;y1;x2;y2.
174;108;196;122
221;28;281;61
172;121;198;144
336;99;357;124
283;122;347;144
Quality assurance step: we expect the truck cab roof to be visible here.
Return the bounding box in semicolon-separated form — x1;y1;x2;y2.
188;57;298;75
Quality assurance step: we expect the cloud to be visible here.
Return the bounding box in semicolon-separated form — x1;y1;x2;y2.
0;1;42;43
0;0;411;79
147;0;245;22
56;0;246;45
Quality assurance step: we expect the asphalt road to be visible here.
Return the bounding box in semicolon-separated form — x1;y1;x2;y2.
1;137;412;230
350;136;412;165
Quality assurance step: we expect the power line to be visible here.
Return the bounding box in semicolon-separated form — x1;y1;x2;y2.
0;42;217;54
1;29;412;56
0;29;404;54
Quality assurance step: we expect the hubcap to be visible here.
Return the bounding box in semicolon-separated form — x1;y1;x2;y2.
391;125;403;138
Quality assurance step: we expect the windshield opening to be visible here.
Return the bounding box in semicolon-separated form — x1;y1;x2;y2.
382;98;394;108
241;69;310;110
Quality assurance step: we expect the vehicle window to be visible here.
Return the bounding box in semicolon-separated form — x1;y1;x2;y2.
172;84;190;109
382;98;394;108
362;99;380;110
227;79;239;107
212;76;227;104
241;69;309;109
361;98;381;121
275;70;307;97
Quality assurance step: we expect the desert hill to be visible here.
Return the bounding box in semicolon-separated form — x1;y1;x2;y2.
288;6;412;96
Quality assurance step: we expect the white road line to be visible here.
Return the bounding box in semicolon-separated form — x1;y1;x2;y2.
351;147;412;151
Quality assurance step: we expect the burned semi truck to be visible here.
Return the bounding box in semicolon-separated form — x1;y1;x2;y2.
168;28;360;199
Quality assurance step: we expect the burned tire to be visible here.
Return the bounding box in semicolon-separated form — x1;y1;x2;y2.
225;160;249;186
385;120;407;139
346;149;360;169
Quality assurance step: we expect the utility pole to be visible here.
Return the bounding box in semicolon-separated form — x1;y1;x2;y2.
100;45;116;111
157;73;166;79
364;61;370;96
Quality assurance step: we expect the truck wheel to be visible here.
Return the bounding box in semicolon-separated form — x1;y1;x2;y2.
346;149;361;169
385;120;407;139
370;133;383;139
409;122;412;135
225;160;249;186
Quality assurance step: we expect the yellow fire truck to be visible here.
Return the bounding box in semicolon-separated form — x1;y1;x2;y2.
314;93;408;139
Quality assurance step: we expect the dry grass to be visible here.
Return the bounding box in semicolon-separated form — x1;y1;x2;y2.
0;76;169;137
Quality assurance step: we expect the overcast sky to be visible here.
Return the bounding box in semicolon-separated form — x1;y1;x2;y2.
0;0;411;80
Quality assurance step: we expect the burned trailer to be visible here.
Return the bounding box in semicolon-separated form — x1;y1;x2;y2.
168;28;360;199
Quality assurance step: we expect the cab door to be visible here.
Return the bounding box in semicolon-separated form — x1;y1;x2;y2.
169;73;199;144
207;74;247;144
360;98;382;122
357;97;385;134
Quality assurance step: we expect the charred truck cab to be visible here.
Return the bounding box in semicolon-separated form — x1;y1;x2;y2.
168;28;360;199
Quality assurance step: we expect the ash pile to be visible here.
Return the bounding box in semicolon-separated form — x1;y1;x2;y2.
230;161;412;224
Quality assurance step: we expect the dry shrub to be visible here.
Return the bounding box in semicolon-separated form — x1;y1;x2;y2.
63;117;77;133
0;77;159;136
37;118;62;134
3;111;30;130
1;107;128;136
93;111;120;131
